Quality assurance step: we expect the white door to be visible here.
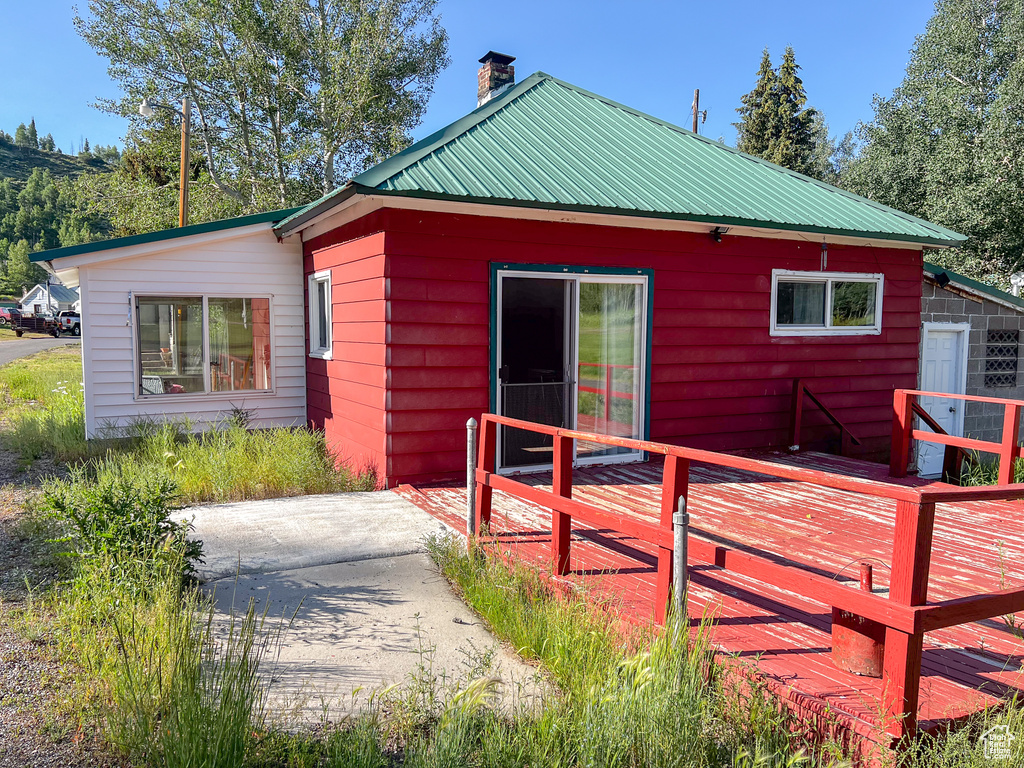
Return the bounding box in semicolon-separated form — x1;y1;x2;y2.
918;324;969;477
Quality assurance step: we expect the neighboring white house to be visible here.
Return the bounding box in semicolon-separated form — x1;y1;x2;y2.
31;210;307;438
20;282;80;315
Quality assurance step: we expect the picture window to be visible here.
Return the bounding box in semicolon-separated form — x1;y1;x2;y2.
136;296;272;397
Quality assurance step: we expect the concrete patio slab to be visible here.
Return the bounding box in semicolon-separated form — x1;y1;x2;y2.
208;553;544;722
179;491;452;581
181;490;544;723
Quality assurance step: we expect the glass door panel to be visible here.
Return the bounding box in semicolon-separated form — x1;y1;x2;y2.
498;276;574;469
575;281;643;460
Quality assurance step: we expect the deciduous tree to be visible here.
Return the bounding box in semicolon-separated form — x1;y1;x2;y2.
75;0;450;208
845;0;1024;280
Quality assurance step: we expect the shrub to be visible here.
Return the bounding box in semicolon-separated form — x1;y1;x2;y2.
41;464;203;579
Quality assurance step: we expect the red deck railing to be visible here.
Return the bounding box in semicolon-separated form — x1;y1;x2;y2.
472;412;1024;741
891;390;1024;483
789;378;862;455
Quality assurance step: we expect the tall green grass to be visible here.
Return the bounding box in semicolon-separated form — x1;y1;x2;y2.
421;533;807;768
0;348;376;501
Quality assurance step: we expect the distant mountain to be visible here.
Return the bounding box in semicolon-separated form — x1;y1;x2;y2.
0;141;111;185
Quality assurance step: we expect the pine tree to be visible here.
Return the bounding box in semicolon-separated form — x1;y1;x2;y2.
735;49;776;157
764;47;817;174
27;118;39;149
13;123;31;147
734;47;820;177
40;133;56;152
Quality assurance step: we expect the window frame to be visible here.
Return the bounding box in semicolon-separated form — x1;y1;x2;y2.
131;292;276;401
307;270;332;360
769;269;885;337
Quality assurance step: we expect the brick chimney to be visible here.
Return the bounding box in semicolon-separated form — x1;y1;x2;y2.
477;51;516;107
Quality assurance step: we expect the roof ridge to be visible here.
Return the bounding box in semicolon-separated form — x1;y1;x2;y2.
273;72;553;233
351;72;552;190
538;75;963;241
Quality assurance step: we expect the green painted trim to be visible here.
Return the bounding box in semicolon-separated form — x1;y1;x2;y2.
32;207;303;263
924;261;1024;311
272;185;360;234
488;261;655;447
361;187;964;248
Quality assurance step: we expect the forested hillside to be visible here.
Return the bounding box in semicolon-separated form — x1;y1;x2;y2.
0;121;120;297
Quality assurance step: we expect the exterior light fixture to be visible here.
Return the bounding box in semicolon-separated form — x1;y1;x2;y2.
710;226;729;243
138;96;192;228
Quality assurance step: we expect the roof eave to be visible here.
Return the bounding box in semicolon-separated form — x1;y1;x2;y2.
32;207;303;263
923;262;1024;310
272;184;362;236
363;188;966;248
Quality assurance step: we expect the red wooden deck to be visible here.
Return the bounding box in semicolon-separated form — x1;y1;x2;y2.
395;451;1024;747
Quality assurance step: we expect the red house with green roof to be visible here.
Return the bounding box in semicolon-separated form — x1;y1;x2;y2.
34;53;966;488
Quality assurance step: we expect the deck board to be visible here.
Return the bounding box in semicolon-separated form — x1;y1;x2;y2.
394;450;1024;742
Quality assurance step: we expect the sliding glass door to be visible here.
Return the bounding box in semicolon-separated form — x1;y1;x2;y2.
496;270;647;472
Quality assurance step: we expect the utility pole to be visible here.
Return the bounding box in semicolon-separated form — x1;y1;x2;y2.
692;89;699;133
179;97;191;228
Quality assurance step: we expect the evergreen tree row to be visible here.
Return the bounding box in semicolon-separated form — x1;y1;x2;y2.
0;117;120;162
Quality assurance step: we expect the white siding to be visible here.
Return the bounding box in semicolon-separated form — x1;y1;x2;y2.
79;227;306;437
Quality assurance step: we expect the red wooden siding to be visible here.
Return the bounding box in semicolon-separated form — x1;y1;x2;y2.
305;217;389;481
307;207;922;487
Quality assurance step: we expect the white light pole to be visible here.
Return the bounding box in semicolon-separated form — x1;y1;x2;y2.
139;96;192;228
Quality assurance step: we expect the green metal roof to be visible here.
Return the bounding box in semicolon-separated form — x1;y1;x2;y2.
923;261;1024;310
277;72;966;246
32;207;302;263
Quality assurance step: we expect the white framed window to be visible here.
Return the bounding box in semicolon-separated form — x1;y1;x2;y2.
308;270;332;359
770;270;884;336
135;294;273;398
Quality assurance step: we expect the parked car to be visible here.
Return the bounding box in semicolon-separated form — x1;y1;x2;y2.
58;310;82;336
0;307;15;326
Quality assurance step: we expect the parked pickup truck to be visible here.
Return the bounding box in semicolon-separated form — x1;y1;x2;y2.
57;310;82;336
12;312;60;338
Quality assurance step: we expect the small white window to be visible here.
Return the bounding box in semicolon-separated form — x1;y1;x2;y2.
308;270;332;358
770;270;884;336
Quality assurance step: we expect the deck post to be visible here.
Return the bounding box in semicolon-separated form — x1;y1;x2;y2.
789;378;804;451
475;417;497;530
466;418;478;543
890;390;914;478
998;403;1021;485
672;495;689;620
881;498;934;740
552;433;573;576
657;454;689;623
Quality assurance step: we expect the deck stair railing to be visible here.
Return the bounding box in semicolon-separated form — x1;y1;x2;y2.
908;400;975;483
789;378;862;456
471;412;1024;742
891;390;1024;484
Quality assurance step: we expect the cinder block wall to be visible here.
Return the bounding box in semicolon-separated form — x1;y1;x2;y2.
920;280;1024;442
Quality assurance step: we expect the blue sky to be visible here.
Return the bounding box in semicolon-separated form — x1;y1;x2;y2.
0;0;936;155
